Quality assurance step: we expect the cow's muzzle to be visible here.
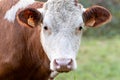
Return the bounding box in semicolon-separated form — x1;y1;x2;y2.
53;58;73;72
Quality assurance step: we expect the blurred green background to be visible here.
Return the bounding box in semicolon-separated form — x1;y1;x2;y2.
38;0;120;80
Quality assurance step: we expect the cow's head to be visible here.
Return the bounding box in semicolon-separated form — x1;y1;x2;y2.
17;0;112;73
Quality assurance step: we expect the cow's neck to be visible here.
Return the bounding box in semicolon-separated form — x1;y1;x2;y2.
25;27;51;75
14;20;51;79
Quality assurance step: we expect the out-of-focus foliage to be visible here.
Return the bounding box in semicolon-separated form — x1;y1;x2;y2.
37;0;120;38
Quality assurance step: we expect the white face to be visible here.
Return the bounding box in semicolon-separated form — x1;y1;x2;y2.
38;1;85;72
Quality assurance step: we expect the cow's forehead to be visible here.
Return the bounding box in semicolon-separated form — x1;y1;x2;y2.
43;0;84;29
44;11;83;29
46;0;80;11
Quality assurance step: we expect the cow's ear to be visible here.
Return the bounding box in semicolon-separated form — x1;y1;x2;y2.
83;5;112;27
17;8;42;28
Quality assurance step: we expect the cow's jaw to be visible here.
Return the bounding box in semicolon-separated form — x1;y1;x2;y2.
39;0;85;72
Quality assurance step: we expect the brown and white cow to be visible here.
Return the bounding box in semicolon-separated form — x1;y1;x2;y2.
0;0;111;80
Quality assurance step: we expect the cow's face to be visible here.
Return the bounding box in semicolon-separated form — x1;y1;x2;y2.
17;1;111;72
39;2;85;72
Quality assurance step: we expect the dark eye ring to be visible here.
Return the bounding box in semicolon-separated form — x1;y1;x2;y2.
78;26;83;30
44;26;48;30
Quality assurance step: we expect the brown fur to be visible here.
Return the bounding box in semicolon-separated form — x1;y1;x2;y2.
0;0;19;19
83;5;112;27
0;0;51;80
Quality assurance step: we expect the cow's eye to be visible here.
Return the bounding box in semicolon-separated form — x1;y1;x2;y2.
44;26;48;30
78;26;83;31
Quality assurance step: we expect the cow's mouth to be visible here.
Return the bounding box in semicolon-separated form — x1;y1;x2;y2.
56;66;72;73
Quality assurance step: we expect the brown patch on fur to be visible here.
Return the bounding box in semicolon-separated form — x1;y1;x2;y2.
83;5;112;27
0;0;19;19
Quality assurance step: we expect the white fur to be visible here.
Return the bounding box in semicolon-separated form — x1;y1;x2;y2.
39;0;85;71
50;71;59;79
4;0;35;22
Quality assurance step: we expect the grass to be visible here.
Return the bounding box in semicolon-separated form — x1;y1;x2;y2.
56;36;120;80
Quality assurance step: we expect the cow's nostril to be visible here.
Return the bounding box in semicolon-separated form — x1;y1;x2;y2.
54;59;73;72
55;59;72;66
68;59;72;65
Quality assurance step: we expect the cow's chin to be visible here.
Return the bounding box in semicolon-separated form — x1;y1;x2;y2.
50;58;77;73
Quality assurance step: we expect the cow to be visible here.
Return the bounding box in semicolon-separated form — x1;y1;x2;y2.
0;0;112;80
